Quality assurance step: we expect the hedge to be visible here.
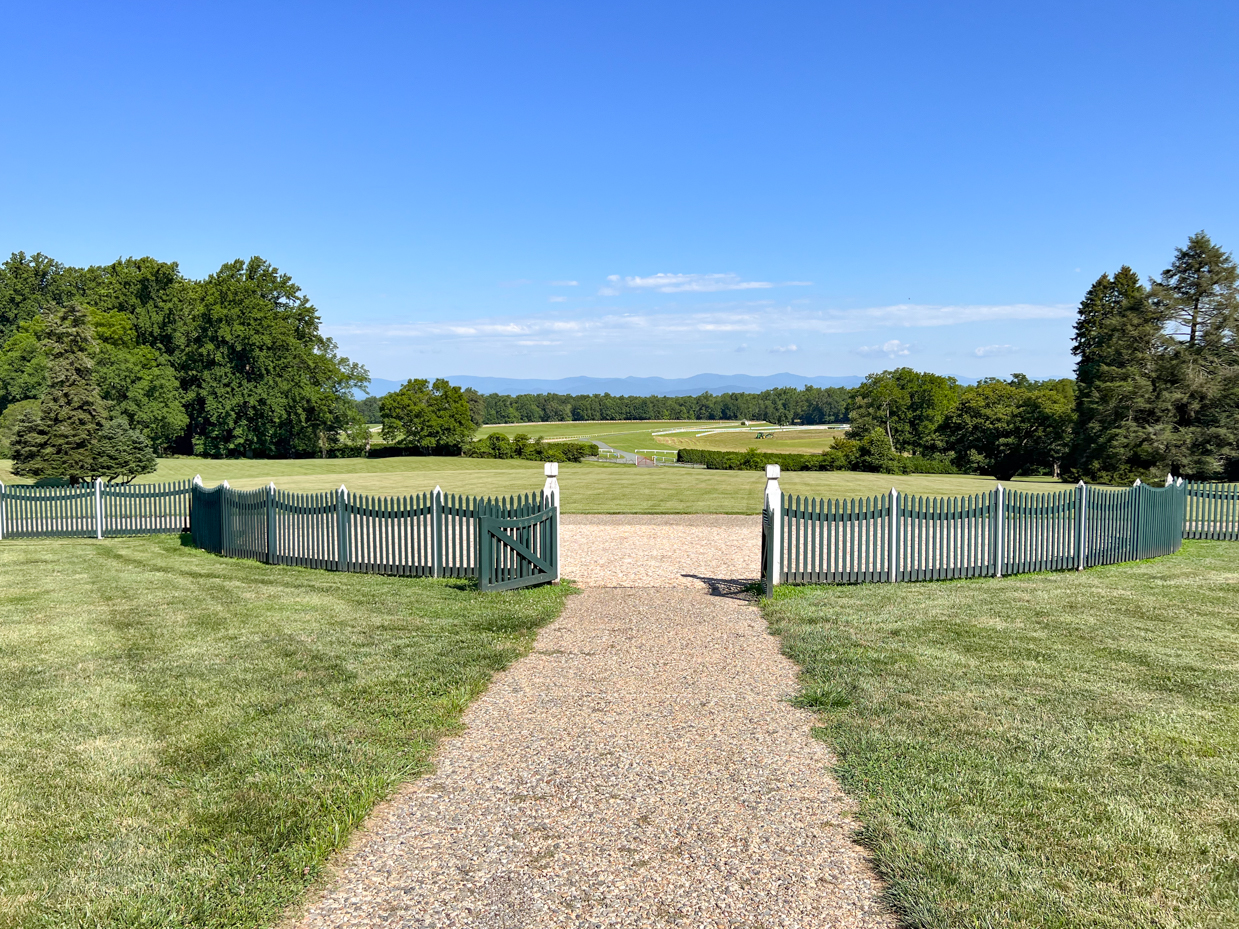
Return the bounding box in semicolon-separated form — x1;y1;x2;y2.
675;447;958;475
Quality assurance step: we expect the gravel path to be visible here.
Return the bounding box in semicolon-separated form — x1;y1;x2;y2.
292;520;891;928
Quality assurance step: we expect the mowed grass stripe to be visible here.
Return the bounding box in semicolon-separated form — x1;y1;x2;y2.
765;541;1239;929
0;535;569;928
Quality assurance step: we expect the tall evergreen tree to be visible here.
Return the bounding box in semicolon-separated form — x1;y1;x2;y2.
1069;267;1167;482
1150;231;1239;347
11;303;109;482
1150;234;1239;478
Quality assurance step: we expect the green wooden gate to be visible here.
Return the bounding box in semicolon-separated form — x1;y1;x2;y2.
477;495;558;592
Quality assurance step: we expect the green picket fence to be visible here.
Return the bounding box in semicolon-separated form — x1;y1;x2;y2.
0;483;98;538
188;482;558;590
0;475;559;592
1185;481;1239;540
0;479;192;539
104;481;193;536
765;479;1195;594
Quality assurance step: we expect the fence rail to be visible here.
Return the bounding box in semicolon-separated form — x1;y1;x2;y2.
1;470;561;591
764;475;1212;595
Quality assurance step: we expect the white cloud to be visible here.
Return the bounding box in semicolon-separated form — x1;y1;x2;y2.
327;302;1069;355
548;296;567;303
598;272;814;295
769;343;798;353
549;280;578;286
974;344;1016;357
856;339;912;358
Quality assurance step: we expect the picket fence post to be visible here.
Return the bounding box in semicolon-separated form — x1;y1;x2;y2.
994;484;1005;578
888;487;899;583
266;482;277;564
1132;479;1143;560
542;463;561;583
432;485;443;578
0;481;6;541
1075;480;1087;570
764;465;782;586
336;485;349;572
95;478;104;540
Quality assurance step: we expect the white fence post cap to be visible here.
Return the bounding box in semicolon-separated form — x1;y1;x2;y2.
193;474;202;485
544;462;558;477
765;464;780;479
1133;479;1142;486
338;483;347;495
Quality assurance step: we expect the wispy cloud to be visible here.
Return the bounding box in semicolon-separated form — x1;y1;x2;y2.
974;344;1016;357
769;343;798;353
856;339;912;358
327;303;1070;354
549;280;578;287
599;272;813;295
548;296;567;303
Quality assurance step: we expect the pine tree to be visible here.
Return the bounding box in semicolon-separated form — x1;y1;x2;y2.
1150;234;1239;478
11;303;108;483
93;417;157;483
1069;267;1168;482
1151;231;1239;347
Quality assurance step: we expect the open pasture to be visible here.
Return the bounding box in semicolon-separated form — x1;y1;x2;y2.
474;420;846;454
1;456;1062;514
473;420;748;454
651;425;846;454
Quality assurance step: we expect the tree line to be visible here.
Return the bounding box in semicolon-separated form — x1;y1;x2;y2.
0;252;366;466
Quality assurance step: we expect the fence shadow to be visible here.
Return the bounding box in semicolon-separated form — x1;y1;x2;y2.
681;574;761;601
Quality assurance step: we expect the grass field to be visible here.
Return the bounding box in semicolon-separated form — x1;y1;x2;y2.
650;425;847;454
0;456;1061;513
0;535;568;928
765;541;1239;929
475;420;847;454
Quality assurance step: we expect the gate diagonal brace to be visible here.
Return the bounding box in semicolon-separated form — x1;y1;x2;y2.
485;521;552;573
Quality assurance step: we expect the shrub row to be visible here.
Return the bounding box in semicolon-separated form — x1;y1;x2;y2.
675;446;958;475
463;433;600;463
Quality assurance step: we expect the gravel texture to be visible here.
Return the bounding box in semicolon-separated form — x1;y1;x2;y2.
560;515;762;590
291;520;891;929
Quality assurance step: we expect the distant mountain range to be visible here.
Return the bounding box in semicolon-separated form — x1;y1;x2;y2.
359;373;866;398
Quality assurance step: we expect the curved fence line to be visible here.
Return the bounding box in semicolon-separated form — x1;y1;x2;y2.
763;477;1210;595
187;482;558;590
0;473;561;592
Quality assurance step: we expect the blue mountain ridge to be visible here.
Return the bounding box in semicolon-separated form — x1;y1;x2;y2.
359;373;865;398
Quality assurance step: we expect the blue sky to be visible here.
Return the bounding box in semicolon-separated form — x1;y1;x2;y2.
2;1;1236;384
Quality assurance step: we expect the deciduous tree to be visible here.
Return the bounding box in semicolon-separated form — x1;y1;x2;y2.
847;368;961;455
380;378;476;450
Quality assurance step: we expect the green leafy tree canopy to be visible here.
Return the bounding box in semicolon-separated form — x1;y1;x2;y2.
380;378;476;450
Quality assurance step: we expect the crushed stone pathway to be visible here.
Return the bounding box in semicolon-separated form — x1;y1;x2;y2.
293;518;892;928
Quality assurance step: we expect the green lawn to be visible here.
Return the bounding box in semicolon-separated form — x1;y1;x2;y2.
0;536;569;929
475;420;847;454
2;456;1065;514
764;541;1239;929
651;425;847;454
